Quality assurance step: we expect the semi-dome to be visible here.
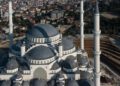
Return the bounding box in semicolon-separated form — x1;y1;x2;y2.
51;62;60;70
27;24;59;38
62;37;74;50
26;46;55;60
66;80;79;86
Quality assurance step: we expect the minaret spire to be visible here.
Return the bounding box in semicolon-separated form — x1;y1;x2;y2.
9;0;13;48
0;6;3;18
80;0;84;50
95;0;99;13
93;0;101;86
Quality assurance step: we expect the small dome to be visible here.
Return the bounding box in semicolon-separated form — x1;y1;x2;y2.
22;81;30;86
79;79;92;86
48;79;55;86
79;56;88;66
62;56;77;69
62;37;74;50
26;46;55;60
27;24;59;38
57;83;64;86
66;80;79;86
1;80;11;86
6;58;19;70
51;62;60;70
66;55;76;60
48;80;55;86
31;79;47;86
12;83;21;86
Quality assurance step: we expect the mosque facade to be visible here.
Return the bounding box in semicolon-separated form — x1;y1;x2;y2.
0;24;92;83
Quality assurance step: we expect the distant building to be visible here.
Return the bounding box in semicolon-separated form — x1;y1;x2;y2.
51;10;64;20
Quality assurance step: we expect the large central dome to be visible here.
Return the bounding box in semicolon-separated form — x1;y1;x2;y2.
27;24;59;38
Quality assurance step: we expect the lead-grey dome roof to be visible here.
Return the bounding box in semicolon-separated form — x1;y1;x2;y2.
31;79;47;86
27;24;59;38
22;81;30;86
51;62;60;70
77;55;88;66
62;37;74;50
1;80;11;86
66;55;76;60
26;46;55;60
6;58;19;70
79;79;92;86
66;80;79;86
62;56;77;69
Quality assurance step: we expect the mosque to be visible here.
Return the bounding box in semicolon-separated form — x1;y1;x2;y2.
0;0;101;86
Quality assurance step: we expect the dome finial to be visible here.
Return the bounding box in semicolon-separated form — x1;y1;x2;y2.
95;0;99;14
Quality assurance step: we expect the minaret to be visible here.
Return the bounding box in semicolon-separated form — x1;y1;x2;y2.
9;0;13;48
80;0;84;50
93;1;101;86
0;6;3;18
58;34;63;57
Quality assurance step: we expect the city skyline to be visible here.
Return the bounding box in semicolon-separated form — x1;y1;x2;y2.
0;0;120;86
